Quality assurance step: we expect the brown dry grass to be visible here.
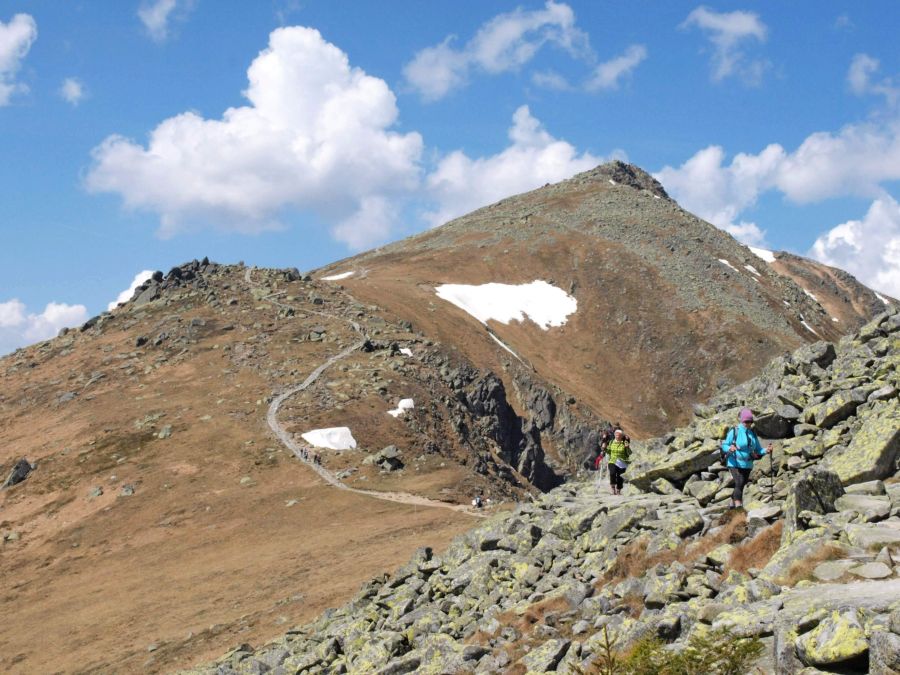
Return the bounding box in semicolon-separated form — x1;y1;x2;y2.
470;594;579;675
598;510;749;589
725;521;783;574
779;542;847;586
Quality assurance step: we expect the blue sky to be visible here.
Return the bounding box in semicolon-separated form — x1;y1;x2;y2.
2;1;900;354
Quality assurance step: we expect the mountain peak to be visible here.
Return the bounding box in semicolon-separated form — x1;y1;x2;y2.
569;160;670;200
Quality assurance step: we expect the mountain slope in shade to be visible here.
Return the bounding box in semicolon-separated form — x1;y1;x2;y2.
320;161;893;442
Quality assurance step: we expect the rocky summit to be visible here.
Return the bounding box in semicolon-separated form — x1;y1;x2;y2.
193;306;900;674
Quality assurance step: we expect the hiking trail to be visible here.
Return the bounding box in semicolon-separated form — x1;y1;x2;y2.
245;267;487;518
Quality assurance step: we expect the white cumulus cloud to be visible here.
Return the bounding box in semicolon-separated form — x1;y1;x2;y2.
138;0;191;42
108;270;155;310
680;6;768;85
86;26;423;248
424;105;604;227
654;143;783;245
810;196;900;298
0;299;88;356
847;53;898;106
59;77;85;105
586;44;647;91
0;13;37;106
403;1;590;101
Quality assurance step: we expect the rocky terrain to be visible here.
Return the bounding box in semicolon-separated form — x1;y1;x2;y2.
194;306;900;674
0;162;896;673
325;161;891;447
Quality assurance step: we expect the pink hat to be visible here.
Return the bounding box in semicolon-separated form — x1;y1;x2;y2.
739;408;754;422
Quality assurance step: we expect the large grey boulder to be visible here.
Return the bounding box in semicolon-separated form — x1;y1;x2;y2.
782;469;844;543
824;399;900;485
795;607;869;667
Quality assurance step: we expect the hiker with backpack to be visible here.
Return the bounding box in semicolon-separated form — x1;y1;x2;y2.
721;408;773;509
606;428;631;495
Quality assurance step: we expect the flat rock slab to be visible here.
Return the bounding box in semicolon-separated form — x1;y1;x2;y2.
813;560;857;582
782;579;900;619
846;523;900;549
849;562;894;579
747;505;782;521
835;494;892;518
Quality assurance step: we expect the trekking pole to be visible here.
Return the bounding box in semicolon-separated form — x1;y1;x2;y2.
769;449;774;501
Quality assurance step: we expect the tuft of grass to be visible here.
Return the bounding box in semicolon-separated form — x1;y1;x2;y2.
725;521;783;574
779;542;846;586
597;511;749;590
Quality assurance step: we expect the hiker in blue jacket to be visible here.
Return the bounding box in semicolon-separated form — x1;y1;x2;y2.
722;408;773;509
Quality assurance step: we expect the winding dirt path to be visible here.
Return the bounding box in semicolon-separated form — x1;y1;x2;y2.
245;267;487;517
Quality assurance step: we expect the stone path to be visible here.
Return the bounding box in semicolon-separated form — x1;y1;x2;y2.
245;267;487;518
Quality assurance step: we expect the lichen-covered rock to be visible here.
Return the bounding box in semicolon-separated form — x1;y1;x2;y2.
795;608;869;666
665;507;705;538
518;638;570;672
870;630;900;675
805;389;866;429
685;479;719;505
824;399;900;485
783;469;844;543
845;523;900;549
835;493;892;519
848;562;893;579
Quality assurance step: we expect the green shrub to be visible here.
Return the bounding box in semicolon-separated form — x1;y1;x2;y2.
580;626;764;675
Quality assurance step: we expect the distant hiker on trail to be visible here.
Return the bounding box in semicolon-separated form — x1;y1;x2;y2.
606;429;631;495
721;408;773;509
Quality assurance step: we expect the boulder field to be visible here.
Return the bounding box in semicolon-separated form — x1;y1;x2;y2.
187;307;900;674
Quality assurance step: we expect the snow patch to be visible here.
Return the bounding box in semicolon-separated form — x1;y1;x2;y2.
608;179;617;185
387;399;415;418
875;292;891;305
653;194;661;199
802;289;819;302
744;264;761;276
399;348;413;357
749;247;776;263
489;332;523;361
322;271;354;281
799;314;819;336
301;427;357;450
832;317;840;322
718;259;738;273
435;281;577;330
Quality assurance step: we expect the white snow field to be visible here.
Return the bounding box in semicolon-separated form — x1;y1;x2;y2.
749;247;776;263
388;399;415;418
718;259;738;273
434;281;577;330
322;271;354;281
301;427;357;450
876;292;891;306
399;348;413;357
803;288;819;302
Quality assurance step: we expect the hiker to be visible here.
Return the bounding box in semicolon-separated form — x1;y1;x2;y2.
722;408;773;509
606;428;631;495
